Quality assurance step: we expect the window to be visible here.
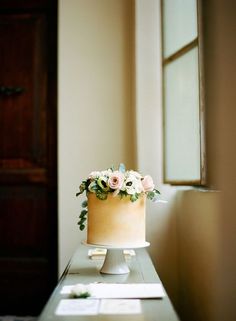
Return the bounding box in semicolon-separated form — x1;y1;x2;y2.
161;0;206;185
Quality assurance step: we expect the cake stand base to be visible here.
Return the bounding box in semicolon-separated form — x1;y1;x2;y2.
100;249;129;274
82;241;150;275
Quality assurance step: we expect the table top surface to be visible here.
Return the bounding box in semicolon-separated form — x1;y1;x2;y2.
38;244;180;321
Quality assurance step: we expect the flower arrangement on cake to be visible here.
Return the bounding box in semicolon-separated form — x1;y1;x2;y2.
76;164;160;232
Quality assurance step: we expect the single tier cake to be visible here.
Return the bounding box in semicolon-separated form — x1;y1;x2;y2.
76;164;160;247
87;192;146;246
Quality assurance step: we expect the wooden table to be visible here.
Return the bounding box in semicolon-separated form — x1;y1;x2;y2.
38;244;180;321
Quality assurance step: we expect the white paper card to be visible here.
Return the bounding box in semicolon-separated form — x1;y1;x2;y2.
99;299;142;314
61;283;166;298
88;248;136;259
55;299;99;315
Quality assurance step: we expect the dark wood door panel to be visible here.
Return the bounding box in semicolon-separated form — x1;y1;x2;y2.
0;0;57;315
0;0;53;11
0;186;48;257
0;14;47;169
0;257;50;315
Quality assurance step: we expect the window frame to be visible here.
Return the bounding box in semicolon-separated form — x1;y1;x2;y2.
161;0;206;186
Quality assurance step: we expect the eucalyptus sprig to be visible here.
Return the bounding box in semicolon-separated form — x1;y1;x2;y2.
147;189;161;201
77;199;88;231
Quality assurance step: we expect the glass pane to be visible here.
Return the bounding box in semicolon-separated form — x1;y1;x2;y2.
163;0;198;58
164;47;200;182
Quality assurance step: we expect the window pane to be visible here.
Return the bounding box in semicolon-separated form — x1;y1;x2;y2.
163;0;198;58
164;47;200;182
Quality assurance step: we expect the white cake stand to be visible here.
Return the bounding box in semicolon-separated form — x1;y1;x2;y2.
82;241;150;275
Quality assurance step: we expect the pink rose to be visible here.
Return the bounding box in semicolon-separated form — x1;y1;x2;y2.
108;171;124;190
142;175;155;192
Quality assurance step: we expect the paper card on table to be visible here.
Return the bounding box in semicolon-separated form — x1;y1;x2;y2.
99;299;142;314
88;248;136;260
55;299;99;315
61;283;166;298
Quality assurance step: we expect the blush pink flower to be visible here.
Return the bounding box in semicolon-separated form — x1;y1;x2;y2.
142;175;155;192
108;171;125;190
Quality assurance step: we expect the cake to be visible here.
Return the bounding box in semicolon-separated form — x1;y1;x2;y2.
87;192;146;246
76;164;160;247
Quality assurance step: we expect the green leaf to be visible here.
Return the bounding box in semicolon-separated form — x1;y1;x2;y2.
147;189;161;201
79;223;86;231
70;291;91;299
118;190;127;199
147;191;155;200
76;182;87;196
118;163;126;173
130;193;139;202
81;199;88;208
79;209;88;218
78;217;87;224
109;165;115;171
78;292;90;298
96;191;108;200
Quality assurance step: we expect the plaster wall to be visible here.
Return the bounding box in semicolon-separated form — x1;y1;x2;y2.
135;1;236;320
58;0;135;274
58;1;236;320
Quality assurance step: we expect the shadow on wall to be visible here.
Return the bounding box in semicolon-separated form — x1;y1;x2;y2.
176;189;220;321
147;188;179;307
148;188;221;321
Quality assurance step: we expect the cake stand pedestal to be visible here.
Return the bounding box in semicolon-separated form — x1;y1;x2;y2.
83;241;150;275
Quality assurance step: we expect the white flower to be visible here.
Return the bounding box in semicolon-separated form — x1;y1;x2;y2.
123;173;144;195
128;170;143;179
88;171;101;179
71;284;91;298
97;176;109;191
126;185;136;195
88;181;97;192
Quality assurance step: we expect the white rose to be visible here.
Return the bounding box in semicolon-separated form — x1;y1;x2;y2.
71;284;91;298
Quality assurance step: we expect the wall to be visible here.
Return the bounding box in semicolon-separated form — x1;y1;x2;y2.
203;1;236;320
136;1;236;321
58;0;135;275
58;1;236;321
135;0;180;305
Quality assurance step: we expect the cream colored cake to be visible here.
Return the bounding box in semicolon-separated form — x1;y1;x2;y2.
87;192;146;247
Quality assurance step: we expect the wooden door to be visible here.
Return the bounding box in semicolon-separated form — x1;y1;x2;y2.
0;0;57;315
